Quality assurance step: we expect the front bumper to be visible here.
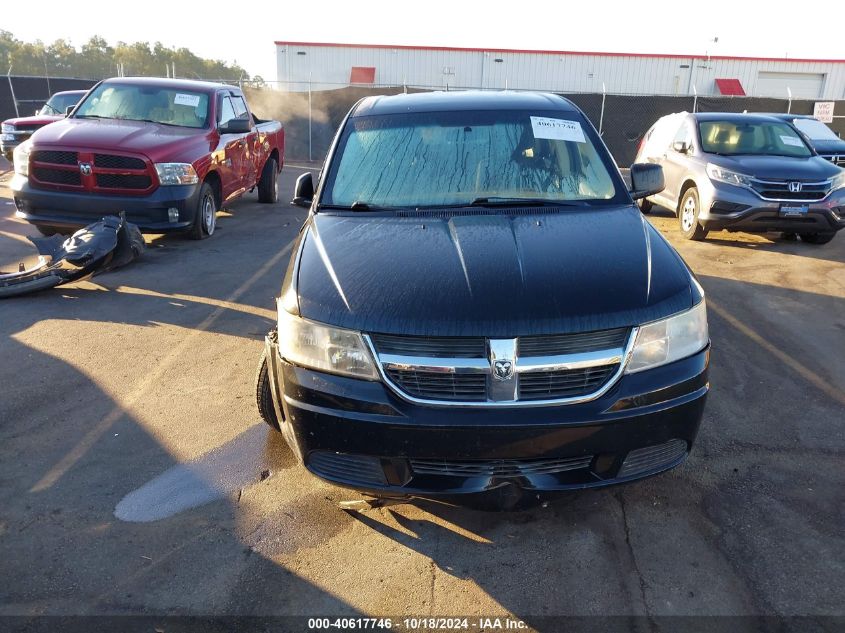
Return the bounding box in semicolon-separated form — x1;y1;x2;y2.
265;335;710;503
10;174;200;233
697;179;845;234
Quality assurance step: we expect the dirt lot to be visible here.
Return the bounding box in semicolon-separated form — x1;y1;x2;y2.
0;159;843;628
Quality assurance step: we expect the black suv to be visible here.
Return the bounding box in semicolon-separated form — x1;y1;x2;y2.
256;91;709;508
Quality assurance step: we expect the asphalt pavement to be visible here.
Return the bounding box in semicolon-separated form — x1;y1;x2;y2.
0;161;843;626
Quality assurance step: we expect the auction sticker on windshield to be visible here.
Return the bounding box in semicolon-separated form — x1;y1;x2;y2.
174;93;201;107
780;135;804;147
530;116;586;143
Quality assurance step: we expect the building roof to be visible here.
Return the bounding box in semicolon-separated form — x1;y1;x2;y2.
352;91;578;116
275;41;845;64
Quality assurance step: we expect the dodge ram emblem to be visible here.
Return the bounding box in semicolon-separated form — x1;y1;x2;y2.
493;359;514;381
79;162;92;176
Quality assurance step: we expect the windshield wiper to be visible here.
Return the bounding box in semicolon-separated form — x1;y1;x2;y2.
319;201;397;211
74;114;112;120
469;196;587;207
125;118;183;127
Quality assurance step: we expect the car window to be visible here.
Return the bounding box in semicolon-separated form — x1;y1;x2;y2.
698;120;812;157
40;93;82;116
322;109;624;208
639;113;686;160
672;121;694;149
218;96;236;126
791;118;840;141
231;96;250;120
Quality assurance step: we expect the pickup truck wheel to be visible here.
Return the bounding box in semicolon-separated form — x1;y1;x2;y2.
257;157;279;203
255;348;281;432
678;187;708;241
637;198;653;214
799;232;836;245
189;183;217;240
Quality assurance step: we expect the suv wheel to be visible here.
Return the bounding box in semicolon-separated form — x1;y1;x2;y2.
637;198;653;214
799;232;836;245
678;187;708;241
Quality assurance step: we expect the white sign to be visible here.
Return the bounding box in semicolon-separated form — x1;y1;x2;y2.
174;93;201;107
813;102;834;124
780;135;804;148
530;116;586;143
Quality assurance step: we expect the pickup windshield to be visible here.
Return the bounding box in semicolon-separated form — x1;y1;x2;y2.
74;84;210;129
698;120;812;157
39;93;82;116
321;110;620;208
791;117;841;142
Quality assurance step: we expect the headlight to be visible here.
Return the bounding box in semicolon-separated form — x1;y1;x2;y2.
625;300;708;373
1;123;14;133
706;163;754;188
830;170;845;193
13;140;31;177
277;306;378;380
154;163;199;185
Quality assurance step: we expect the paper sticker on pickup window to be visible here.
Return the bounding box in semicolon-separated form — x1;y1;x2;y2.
174;93;201;107
530;117;586;143
780;135;804;148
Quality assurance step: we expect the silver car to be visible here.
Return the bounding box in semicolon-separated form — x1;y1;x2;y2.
635;112;845;244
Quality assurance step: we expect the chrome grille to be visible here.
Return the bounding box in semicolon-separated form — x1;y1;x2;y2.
410;455;593;477
519;328;628;356
750;179;830;202
370;333;485;358
369;327;633;406
820;154;845;167
518;365;618;400
385;368;486;401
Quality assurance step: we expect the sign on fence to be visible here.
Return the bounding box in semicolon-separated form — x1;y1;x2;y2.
813;102;835;123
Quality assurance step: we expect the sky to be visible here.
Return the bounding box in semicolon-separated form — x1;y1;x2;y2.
7;0;845;81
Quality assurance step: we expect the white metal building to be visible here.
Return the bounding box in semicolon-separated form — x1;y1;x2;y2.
275;41;845;99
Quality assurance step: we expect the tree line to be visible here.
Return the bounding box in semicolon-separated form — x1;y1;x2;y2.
0;31;258;83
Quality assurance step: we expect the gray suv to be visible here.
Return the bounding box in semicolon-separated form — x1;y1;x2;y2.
635;112;845;244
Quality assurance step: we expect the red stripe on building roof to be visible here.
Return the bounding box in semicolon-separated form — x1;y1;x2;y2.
274;40;845;64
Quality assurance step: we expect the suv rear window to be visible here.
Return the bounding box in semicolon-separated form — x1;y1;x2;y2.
322;109;622;208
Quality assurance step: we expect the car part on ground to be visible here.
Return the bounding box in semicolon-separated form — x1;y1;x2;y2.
0;214;144;298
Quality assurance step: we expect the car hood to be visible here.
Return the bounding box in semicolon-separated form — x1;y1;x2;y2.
707;154;841;180
294;207;696;337
807;139;845;155
29;117;212;161
4;115;63;127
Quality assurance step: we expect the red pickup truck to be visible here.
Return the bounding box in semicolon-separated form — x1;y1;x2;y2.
11;77;284;239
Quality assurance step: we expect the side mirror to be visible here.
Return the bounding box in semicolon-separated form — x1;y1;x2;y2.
672;140;690;154
65;106;75;117
629;163;665;200
218;117;252;134
292;172;314;208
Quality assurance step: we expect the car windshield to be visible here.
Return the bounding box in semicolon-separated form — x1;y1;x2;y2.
791;118;841;141
39;93;82;116
321;109;621;208
698;120;812;157
73;84;210;128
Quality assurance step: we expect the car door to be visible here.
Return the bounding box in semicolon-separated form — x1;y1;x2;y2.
216;93;247;198
230;94;260;188
660;118;697;207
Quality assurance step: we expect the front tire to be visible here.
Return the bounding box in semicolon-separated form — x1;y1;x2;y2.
257;157;279;204
799;232;836;245
188;182;217;240
255;348;281;432
678;187;708;241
